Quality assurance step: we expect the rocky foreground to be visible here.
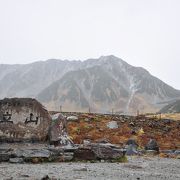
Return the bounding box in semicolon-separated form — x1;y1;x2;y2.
0;157;179;180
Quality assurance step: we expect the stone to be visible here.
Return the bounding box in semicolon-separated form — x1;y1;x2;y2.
83;139;91;145
61;152;74;161
107;121;118;129
174;150;180;155
126;139;138;146
92;145;125;160
49;114;74;147
145;139;159;152
9;158;24;163
67;116;78;121
74;143;126;161
125;138;139;156
14;149;51;158
0;98;51;142
126;144;139;156
41;175;51;180
0;153;10;162
161;150;175;154
74;147;96;160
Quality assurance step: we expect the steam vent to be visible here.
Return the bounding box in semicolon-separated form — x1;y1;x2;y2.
0;98;51;142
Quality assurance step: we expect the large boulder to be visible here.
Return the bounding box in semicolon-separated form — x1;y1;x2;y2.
74;143;126;161
0;98;51;142
49;113;74;147
74;146;96;160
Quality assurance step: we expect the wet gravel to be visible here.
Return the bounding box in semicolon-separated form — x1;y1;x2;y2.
0;156;180;180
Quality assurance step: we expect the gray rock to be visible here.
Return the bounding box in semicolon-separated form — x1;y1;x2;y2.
41;175;51;180
161;150;175;154
145;139;159;152
174;150;180;155
0;153;9;162
126;144;139;156
67;116;78;121
74;147;96;160
126;139;138;146
12;149;51;158
9;158;24;163
62;153;74;161
75;143;126;160
107;121;118;129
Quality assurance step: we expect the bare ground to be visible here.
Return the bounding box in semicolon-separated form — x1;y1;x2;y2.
0;156;180;180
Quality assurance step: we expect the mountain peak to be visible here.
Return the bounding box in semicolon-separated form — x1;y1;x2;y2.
0;55;180;114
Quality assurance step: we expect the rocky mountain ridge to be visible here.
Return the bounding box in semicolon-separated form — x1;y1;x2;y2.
0;55;180;114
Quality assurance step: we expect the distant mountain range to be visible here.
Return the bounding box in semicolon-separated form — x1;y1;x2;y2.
0;55;180;114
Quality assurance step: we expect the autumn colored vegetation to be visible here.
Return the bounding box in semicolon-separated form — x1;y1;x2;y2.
64;113;180;150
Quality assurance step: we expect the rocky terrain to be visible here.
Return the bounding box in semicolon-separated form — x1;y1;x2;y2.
60;112;180;150
0;98;179;179
0;55;180;114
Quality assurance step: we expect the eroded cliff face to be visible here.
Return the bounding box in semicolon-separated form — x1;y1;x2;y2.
0;98;51;142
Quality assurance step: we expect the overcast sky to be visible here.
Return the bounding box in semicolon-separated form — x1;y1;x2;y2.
0;0;180;89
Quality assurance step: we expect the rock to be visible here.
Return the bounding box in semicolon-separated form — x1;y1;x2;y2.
74;147;96;160
84;118;90;122
83;139;91;145
126;144;139;156
61;152;74;161
74;143;126;161
9;158;24;163
161;150;175;154
125;138;139;156
41;175;51;180
51;113;63;121
0;153;10;162
126;139;138;146
0;98;51;142
67;116;78;121
107;121;118;129
174;150;180;155
48;147;64;156
92;144;125;160
13;149;51;158
145;139;159;152
49;114;74;147
163;119;173;124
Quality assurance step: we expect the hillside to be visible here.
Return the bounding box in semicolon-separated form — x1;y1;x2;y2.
37;56;180;113
160;100;180;113
56;112;180;150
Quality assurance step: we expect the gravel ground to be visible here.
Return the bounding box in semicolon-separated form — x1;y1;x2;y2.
0;157;180;180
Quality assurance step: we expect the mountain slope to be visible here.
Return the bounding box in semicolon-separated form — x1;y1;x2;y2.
0;60;82;98
0;55;179;113
37;55;180;113
159;100;180;113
